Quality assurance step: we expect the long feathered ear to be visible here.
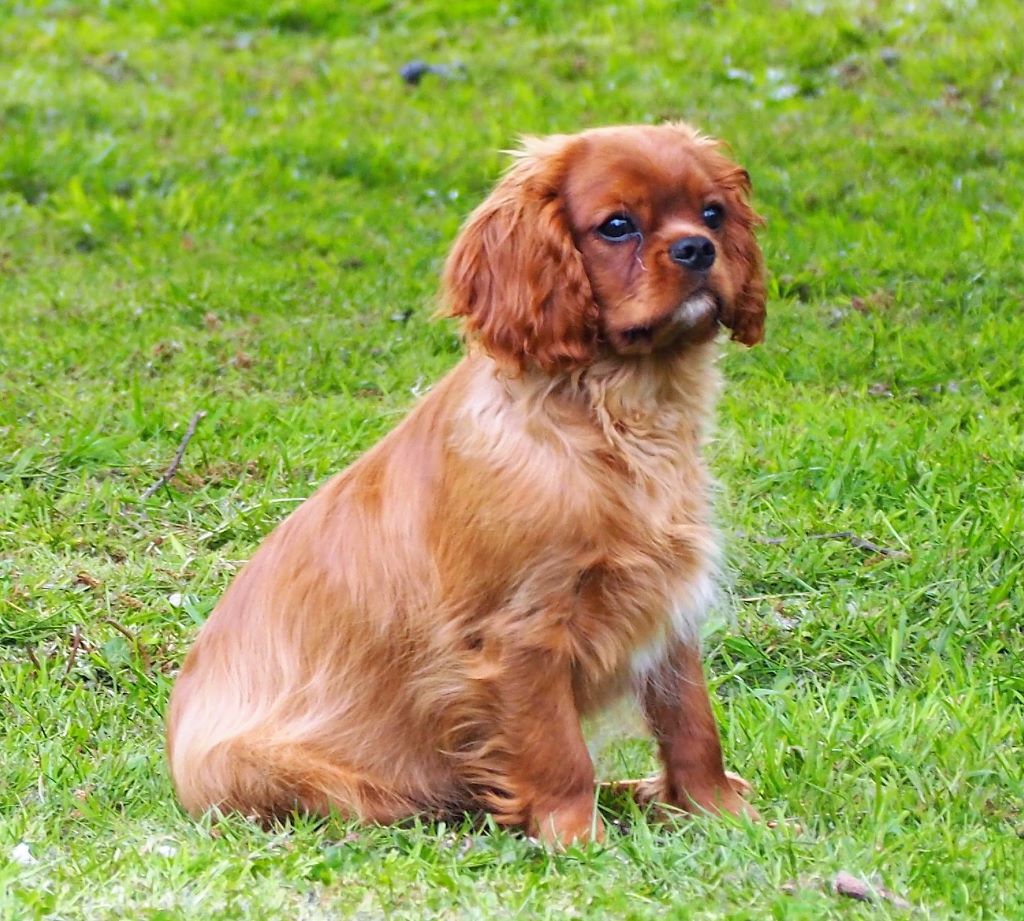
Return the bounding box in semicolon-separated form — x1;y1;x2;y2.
729;243;766;347
714;164;767;347
442;137;598;374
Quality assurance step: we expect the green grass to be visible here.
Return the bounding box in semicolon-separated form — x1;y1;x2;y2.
1;0;1022;917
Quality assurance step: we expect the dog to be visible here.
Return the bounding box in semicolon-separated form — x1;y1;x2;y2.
166;122;766;846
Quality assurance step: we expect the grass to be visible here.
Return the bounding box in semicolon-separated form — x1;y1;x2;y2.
1;0;1022;917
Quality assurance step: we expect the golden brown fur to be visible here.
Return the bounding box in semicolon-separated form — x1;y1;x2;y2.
166;123;767;845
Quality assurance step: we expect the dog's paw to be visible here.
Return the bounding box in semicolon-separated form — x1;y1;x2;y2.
724;770;754;799
693;784;760;822
530;795;605;849
603;771;759;822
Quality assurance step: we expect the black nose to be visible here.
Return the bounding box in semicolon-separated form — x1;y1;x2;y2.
670;235;716;272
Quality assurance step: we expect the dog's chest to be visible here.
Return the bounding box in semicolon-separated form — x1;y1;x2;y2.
565;443;718;694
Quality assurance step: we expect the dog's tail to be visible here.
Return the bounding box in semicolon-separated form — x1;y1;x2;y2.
171;731;416;825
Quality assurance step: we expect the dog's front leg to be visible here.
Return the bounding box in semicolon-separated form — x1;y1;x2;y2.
640;641;758;820
493;646;603;847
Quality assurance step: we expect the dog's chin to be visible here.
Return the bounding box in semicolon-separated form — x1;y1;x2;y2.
608;293;720;356
670;291;719;331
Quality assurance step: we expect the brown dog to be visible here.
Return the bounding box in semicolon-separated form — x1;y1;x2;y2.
166;123;766;845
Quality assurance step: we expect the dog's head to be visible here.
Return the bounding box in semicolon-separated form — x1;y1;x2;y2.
443;123;766;374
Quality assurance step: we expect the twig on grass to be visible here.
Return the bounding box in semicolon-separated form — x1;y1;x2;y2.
742;530;910;560
102;618;152;675
737;591;819;603
139;411;206;502
811;530;909;558
64;624;83;677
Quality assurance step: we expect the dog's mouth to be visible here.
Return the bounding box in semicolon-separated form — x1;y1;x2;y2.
611;291;720;354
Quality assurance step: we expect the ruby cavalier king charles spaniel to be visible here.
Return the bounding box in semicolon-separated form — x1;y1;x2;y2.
167;122;767;846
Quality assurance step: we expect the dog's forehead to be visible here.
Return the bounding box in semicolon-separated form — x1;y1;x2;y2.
565;132;715;214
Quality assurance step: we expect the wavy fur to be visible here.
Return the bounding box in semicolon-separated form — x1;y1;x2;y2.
167;123;766;845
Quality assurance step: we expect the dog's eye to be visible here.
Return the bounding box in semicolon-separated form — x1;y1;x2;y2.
597;214;639;241
702;203;725;230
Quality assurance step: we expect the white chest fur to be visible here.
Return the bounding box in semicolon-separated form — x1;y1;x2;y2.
628;564;718;678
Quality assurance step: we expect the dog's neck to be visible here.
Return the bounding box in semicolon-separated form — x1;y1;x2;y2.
581;340;721;426
579;341;722;474
484;338;722;472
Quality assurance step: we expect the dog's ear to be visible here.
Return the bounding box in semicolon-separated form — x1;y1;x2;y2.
727;223;767;347
713;164;767;347
442;138;598;374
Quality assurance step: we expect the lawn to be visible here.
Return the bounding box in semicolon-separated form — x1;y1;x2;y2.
1;0;1022;917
